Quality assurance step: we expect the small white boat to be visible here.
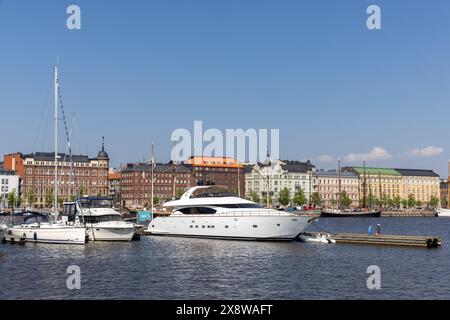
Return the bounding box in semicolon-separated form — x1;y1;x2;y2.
298;232;336;244
62;197;135;242
435;208;450;217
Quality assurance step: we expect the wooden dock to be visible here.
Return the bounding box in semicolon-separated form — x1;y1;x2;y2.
300;232;441;248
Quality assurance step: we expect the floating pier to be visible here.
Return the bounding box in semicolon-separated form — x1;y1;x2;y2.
300;232;441;248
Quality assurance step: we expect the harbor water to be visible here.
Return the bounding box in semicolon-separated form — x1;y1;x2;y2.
1;217;449;299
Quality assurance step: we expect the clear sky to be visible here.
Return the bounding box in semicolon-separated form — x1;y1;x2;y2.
1;0;450;176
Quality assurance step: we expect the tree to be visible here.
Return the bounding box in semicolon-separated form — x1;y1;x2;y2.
278;188;291;206
27;190;36;207
393;196;401;207
58;196;64;207
442;198;448;208
416;200;422;207
7;191;17;210
248;190;260;203
176;188;186;199
401;199;408;208
311;192;321;206
153;196;160;206
341;191;352;208
429;195;440;208
292;189;307;206
407;194;416;208
330;199;338;207
45;188;54;207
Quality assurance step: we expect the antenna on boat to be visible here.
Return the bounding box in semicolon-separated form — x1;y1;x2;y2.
150;142;154;213
54;63;59;217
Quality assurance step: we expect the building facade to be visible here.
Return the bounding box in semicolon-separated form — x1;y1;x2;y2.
315;170;359;208
186;156;245;197
3;145;109;208
440;179;448;208
245;160;315;206
0;169;21;210
120;162;194;209
344;167;440;205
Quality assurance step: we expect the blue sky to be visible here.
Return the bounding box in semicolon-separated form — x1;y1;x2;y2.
1;0;450;176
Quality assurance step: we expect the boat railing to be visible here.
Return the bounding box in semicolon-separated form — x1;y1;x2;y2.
172;211;318;217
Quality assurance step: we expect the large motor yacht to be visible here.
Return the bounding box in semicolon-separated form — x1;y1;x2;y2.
147;186;315;240
62;197;135;242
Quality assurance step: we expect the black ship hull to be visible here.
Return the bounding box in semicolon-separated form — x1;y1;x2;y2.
320;210;382;217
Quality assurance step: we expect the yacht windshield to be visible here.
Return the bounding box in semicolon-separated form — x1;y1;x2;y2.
190;186;236;198
80;198;113;209
81;215;122;224
216;203;263;209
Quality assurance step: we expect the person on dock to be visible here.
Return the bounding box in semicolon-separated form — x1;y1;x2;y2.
375;224;381;236
368;225;373;235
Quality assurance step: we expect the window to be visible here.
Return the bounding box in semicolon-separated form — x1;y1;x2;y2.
179;207;217;214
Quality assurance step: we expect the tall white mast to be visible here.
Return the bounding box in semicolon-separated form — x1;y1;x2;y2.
54;64;58;214
151;143;154;212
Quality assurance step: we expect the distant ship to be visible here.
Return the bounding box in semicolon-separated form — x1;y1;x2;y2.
320;159;382;218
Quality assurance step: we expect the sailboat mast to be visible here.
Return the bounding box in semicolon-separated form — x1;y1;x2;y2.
54;64;58;213
338;158;342;208
151;143;154;212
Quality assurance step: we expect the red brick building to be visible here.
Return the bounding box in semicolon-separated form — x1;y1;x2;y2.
4;145;110;208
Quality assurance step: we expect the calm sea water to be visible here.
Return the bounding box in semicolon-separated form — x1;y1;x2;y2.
1;217;449;300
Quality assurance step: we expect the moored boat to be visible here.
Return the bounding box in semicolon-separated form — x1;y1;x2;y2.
435;207;450;217
147;185;315;241
320;209;381;218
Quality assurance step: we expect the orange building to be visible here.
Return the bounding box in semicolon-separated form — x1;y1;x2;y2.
3;153;25;177
186;156;245;197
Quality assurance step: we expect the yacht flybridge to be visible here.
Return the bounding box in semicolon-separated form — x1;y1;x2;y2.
147;186;314;240
62;197;135;242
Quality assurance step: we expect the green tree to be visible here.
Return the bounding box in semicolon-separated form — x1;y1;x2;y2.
401;199;408;208
387;198;395;207
407;194;416;207
7;191;17;210
429;195;440;208
278;188;291;206
442;198;448;208
153;196;160;206
416;200;422;207
27;190;36;207
330;199;338;207
393;196;401;207
341;191;352;208
58;196;64;207
175;188;186;199
248;190;260;203
45;188;54;207
311;192;322;206
292;189;307;206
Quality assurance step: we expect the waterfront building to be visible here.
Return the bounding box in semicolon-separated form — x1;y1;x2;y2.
343;167;440;205
3;142;110;208
185;156;245;197
245;160;315;206
108;169;122;205
315;170;359;208
440;179;448;208
0;169;21;209
120;162;193;209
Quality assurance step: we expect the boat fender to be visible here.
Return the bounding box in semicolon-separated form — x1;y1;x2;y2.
33;232;37;241
426;239;433;248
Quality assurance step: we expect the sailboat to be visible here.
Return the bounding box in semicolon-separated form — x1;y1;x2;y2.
7;64;87;244
320;159;381;217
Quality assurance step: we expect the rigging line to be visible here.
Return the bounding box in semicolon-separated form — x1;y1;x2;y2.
57;80;81;203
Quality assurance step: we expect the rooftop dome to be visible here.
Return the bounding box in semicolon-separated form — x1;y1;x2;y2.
97;136;109;160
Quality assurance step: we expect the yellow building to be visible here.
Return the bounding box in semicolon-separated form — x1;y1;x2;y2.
346;167;440;205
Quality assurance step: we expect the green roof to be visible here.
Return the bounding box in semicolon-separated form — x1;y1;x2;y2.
352;167;401;176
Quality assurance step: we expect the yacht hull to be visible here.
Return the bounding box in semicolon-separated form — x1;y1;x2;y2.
86;225;135;241
435;208;450;217
147;215;313;241
7;226;86;244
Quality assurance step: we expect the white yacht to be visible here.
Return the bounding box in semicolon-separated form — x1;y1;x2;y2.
7;212;86;244
147;186;315;240
435;207;450;217
62;197;135;242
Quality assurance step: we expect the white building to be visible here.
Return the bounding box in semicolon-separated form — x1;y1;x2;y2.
245;160;315;206
0;169;21;209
